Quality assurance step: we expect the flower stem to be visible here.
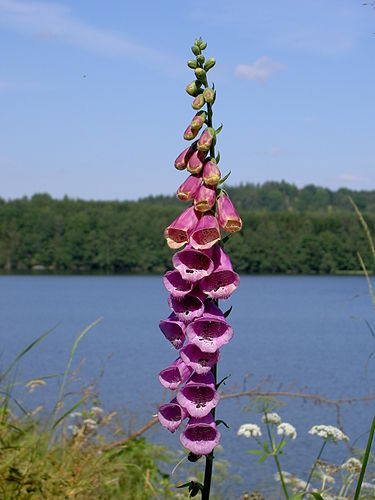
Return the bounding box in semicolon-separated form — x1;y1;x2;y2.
202;363;217;500
201;70;217;500
265;418;289;499
304;439;327;492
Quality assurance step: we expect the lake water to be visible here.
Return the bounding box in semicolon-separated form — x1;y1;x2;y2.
1;275;375;495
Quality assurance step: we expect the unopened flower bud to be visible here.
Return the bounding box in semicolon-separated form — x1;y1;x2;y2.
195;68;206;81
184;124;199;141
200;42;207;50
197;127;215;152
194;185;216;212
203;88;214;104
177;175;202;202
186;80;201;97
175;146;194;170
187;150;206;174
187;60;197;69
204;57;216;71
192;45;200;56
203;160;221;186
191;111;206;131
192;94;205;110
197;54;205;65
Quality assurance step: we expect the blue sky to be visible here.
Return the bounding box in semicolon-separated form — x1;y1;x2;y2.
0;0;374;200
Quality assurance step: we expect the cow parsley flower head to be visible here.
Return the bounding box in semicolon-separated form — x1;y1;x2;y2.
341;457;362;474
237;423;262;438
277;422;297;440
308;425;349;443
262;412;281;425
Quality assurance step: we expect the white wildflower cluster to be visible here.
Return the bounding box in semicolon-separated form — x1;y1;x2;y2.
277;422;297;440
68;406;104;435
273;471;308;490
362;482;375;492
341;457;362;474
262;412;281;425
308;425;349;443
67;424;79;436
237;423;262;438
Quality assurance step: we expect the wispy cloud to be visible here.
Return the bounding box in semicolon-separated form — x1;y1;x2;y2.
0;0;168;66
235;57;285;82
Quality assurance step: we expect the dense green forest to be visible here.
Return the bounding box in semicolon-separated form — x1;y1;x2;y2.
0;181;374;274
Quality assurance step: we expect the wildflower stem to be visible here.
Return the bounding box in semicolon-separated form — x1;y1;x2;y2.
353;415;375;500
304;439;327;492
265;417;289;499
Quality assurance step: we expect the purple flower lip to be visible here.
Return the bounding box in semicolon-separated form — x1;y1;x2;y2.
168;288;206;324
180;413;221;455
177;372;220;418
159;358;193;390
164;206;200;249
186;303;233;353
159;313;186;350
163;270;193;298
180;342;220;374
158;398;188;433
200;245;240;299
189;215;221;250
172;245;214;283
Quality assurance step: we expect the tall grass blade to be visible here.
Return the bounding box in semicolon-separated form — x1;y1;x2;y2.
354;415;375;499
52;317;103;427
52;394;89;430
357;252;375;311
349;196;375;261
0;324;59;384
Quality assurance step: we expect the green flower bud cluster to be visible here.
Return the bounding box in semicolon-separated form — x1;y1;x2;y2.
183;37;221;162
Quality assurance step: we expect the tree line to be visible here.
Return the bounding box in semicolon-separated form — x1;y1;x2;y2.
0;181;374;274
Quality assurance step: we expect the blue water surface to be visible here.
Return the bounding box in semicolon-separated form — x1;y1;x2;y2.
0;275;374;495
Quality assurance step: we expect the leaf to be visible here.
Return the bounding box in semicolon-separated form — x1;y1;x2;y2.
247;449;263;455
276;440;287;452
223;306;232;318
177;482;192;489
215;151;220;164
216;374;231;389
215;419;230;429
257;454;268;463
289;494;305;500
262;440;270;453
310;494;325;500
215;123;223;135
221;234;232;245
218;171;231;185
187;452;201;462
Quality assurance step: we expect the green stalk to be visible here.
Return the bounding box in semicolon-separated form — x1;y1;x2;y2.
304;439;327;492
201;69;217;500
353;415;375;499
265;418;289;499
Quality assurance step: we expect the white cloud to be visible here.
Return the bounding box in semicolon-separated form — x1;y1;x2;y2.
0;0;168;65
235;57;285;82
